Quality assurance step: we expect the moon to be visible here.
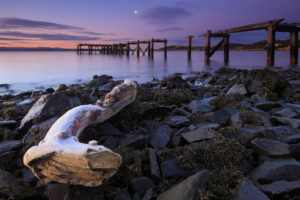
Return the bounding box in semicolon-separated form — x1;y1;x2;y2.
134;10;138;14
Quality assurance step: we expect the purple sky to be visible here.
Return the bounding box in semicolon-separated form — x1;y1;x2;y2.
0;0;299;48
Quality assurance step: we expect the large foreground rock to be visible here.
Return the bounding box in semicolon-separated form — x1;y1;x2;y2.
157;170;210;200
150;125;173;148
259;180;300;196
231;177;270;200
250;158;300;183
251;138;290;157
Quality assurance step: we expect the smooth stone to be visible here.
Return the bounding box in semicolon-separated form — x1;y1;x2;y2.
226;84;247;95
195;123;221;129
255;101;282;111
182;127;217;143
149;125;173;149
188;97;216;113
165;116;190;127
157;170;210;200
213;108;237;125
284;135;300;144
274;108;297;118
231;177;270;200
272;117;300;129
0;140;22;154
238;126;265;145
88;74;113;87
259;180;300;196
0;120;17;126
120;134;146;149
160;158;189;177
283;103;300;112
251;138;290;157
149;149;161;179
250;158;300;184
265;126;299;141
132;177;155;196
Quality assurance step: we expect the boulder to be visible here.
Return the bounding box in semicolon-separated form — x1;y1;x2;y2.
19;91;81;130
274;108;297;118
149;125;173;149
272;117;300;129
265;126;299;141
165;116;190;128
213;108;237;125
255;101;282;111
259;180;300;196
188;97;216;113
250;158;300;183
114;189;132;200
231;177;270;200
120;134;146;149
161;158;189;177
251;138;290;157
226;84;247;95
131;176;155;196
96;122;123;136
0;140;22;154
157;170;210;200
87;74;113;87
149;149;161;179
182;127;217;143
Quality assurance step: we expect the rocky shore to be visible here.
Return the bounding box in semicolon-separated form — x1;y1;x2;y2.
1;68;300;200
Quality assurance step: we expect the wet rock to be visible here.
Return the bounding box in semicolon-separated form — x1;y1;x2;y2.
182;127;217;143
149;149;161;179
274;108;297;118
96;122;123;136
165;115;190;128
251;138;290;157
87;74;113;87
213;108;237;125
149;125;173;149
188;97;216;113
250;158;300;183
272;117;300;129
157;170;210;200
161;158;190;177
0;140;22;154
259;180;300;196
132;176;155;196
114;189;131;200
19;91;81;130
227;84;247;95
120;134;146;149
231;177;270;200
160;74;189;89
255;101;282;111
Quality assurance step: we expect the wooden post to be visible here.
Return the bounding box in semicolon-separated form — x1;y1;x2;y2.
147;42;151;57
187;35;194;60
205;30;211;65
151;38;154;58
290;31;298;66
126;42;130;56
267;24;275;66
224;35;230;65
164;40;167;58
137;40;140;57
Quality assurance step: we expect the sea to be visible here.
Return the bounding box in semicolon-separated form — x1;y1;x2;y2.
0;50;298;95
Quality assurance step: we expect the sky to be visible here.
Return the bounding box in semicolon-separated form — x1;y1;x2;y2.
0;0;299;48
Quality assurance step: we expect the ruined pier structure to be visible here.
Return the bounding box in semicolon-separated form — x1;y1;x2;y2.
77;39;167;58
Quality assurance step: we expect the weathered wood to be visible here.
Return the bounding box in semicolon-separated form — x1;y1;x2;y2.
215;19;284;34
137;40;140;57
164;40;168;58
276;25;300;32
224;35;230;64
209;38;224;57
151;38;154;57
290;31;299;66
186;35;194;60
23;80;137;187
126;42;130;56
204;30;211;65
267;24;276;66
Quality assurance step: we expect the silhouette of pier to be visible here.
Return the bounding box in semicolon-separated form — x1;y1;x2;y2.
77;38;167;58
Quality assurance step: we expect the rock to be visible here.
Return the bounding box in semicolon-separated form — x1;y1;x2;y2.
231;177;270;200
149;125;173;149
45;184;70;200
160;158;190;178
182;127;217;143
149;149;161;179
131;176;155;196
289;144;300;160
272;117;300;129
114;189;132;200
283;103;300;112
231;111;264;129
64;185;104;200
0;150;15;163
0;140;22;154
238;126;265;144
165;116;190;128
259;180;300;196
265;126;299;141
55;84;68;91
251;138;290;157
227;84;247;95
96;122;123;136
250;158;300;183
188;97;216;113
142;188;158;200
157;170;210;200
213;108;237;125
0;120;17;126
120;134;146;149
171;127;189;147
22;168;36;183
87;74;113;87
19;91;81;130
255;101;282;111
246;80;263;94
274;108;297;118
284;135;300;144
103;136;118;150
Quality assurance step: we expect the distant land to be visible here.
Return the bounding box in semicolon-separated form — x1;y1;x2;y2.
0;40;299;51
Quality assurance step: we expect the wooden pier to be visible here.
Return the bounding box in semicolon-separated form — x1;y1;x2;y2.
200;19;300;66
77;39;167;58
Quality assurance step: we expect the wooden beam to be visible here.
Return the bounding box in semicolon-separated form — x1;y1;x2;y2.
186;35;194;60
276;25;300;32
290;31;298;66
151;38;154;57
204;30;211;65
267;24;276;66
215;19;284;34
164;40;167;58
209;38;224;57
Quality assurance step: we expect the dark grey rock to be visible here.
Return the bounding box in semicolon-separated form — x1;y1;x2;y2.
231;177;270;200
120;134;146;149
272;117;300;129
238;126;265;145
0;140;22;154
284;135;300;144
259;180;300;196
247;80;263;94
165;116;190;128
251;138;290;157
274;108;297;118
22;168;36;183
160;158;190;178
265;126;299;141
149;149;161;179
226;84;247;95
289;144;300;160
103;136;118;150
213;108;237;125
114;189;131;200
87;74;113;87
132;176;155;196
171;127;189;147
0;120;17;126
250;158;300;183
0;150;15;163
96;122;123;136
182;127;217;143
142;188;158;200
283;103;300;112
157;170;210;200
149;125;173;149
188;97;215;113
255;101;282;111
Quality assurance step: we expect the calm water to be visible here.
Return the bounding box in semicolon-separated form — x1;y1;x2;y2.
0;50;298;94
